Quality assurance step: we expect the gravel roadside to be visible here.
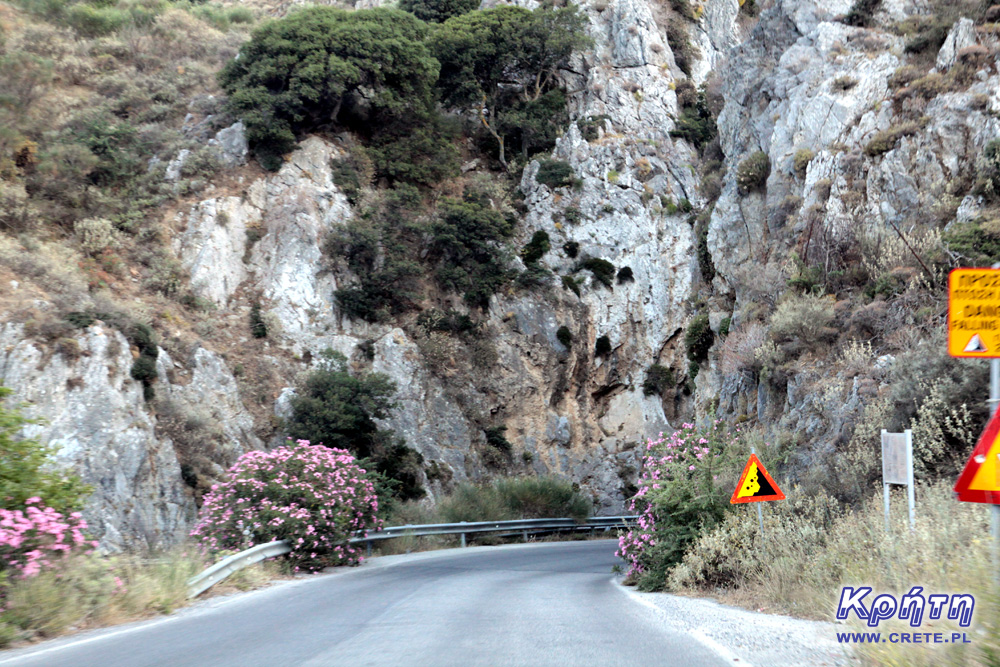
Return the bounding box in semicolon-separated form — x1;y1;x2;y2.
616;581;859;667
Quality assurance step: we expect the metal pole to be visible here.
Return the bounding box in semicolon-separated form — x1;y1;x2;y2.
991;359;1000;581
884;483;891;533
905;429;915;531
751;445;764;535
460;533;466;548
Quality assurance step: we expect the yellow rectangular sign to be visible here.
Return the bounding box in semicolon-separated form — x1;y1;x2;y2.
948;268;1000;357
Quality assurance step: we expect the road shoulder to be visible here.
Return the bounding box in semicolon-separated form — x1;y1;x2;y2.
614;579;858;667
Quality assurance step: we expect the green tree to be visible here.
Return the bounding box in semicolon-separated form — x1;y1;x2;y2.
219;7;440;170
286;351;425;500
399;0;478;23
430;4;590;169
0;386;89;513
431;188;516;309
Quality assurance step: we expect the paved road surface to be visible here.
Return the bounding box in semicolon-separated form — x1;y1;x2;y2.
0;540;729;667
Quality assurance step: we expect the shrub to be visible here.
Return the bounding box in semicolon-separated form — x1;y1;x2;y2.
562;275;581;296
521;230;551;264
642;364;675;396
617;422;737;588
669;85;716;151
431;192;516;309
556;325;573;348
190;441;380;572
685;312;713;362
974;139;1000;200
904;20;950;55
484;426;512;463
563;207;582;225
581;257;616;287
330;152;372;206
735;151;770;195
696;215;715;281
830;75;858;92
563;241;580;258
439;477;590;523
665;17;695;76
842;0;881;27
793;148;815;178
287;350;424;500
399;0;479;23
888;65;925;89
535;159;575;189
219;8;438;170
617;266;634;283
864;119;925;157
595;335;611;356
769;292;836;351
943;220;1000;265
66;4;128;37
366;116;460;186
0;499;92;578
249;302;267;339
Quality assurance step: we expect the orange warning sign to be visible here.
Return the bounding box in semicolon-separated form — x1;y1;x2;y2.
730;454;785;504
955;407;1000;504
948;268;1000;358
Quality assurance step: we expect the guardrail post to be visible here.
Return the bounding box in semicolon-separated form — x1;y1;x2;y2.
366;540;372;558
522;530;528;542
460;533;466;548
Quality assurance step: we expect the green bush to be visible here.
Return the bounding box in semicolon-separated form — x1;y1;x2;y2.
484;426;512;462
595;335;611;356
399;0;478;22
904;20;950;55
974;139;1000;200
580;257;616;288
735;151;770;195
535;159;575;189
864;119;925;157
366;116;460;186
943;220;1000;266
521;230;551;264
66;4;128;37
431;191;516;309
562;275;581;296
642;364;675;396
665;17;695;76
696;214;716;281
617;266;634;283
769;293;837;352
842;0;881;27
330;151;372;206
249;302;267;339
793;148;815;178
669;85;716;151
219;7;438;170
563;240;580;258
556;325;573;348
685;312;713;362
439;477;590;523
286;350;424;500
0;386;90;514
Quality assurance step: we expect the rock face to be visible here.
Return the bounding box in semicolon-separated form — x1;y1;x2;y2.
4;0;994;546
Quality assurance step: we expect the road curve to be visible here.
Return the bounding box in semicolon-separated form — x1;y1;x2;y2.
0;540;729;667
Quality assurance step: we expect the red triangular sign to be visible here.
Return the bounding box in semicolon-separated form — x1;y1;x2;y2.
955;408;1000;504
730;454;785;504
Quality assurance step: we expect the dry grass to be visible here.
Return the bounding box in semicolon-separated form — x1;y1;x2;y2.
0;546;286;646
669;482;998;664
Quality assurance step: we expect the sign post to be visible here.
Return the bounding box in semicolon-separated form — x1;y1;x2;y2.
730;450;785;535
880;429;914;531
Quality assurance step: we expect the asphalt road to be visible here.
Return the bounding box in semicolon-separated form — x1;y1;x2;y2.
0;540;729;667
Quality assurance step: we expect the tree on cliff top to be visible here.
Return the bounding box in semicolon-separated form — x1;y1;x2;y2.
219;7;439;170
430;4;590;169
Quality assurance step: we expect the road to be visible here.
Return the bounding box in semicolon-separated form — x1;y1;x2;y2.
0;540;730;667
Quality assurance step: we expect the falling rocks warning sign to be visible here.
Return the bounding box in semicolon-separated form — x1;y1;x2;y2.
730;454;785;504
948;268;1000;358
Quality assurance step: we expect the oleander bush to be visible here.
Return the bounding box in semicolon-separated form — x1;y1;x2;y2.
190;440;381;572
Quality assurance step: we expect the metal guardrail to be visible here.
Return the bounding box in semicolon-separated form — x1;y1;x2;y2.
187;516;636;598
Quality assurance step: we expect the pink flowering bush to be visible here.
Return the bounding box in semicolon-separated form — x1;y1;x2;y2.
190;440;381;571
617;421;738;590
0;497;92;578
